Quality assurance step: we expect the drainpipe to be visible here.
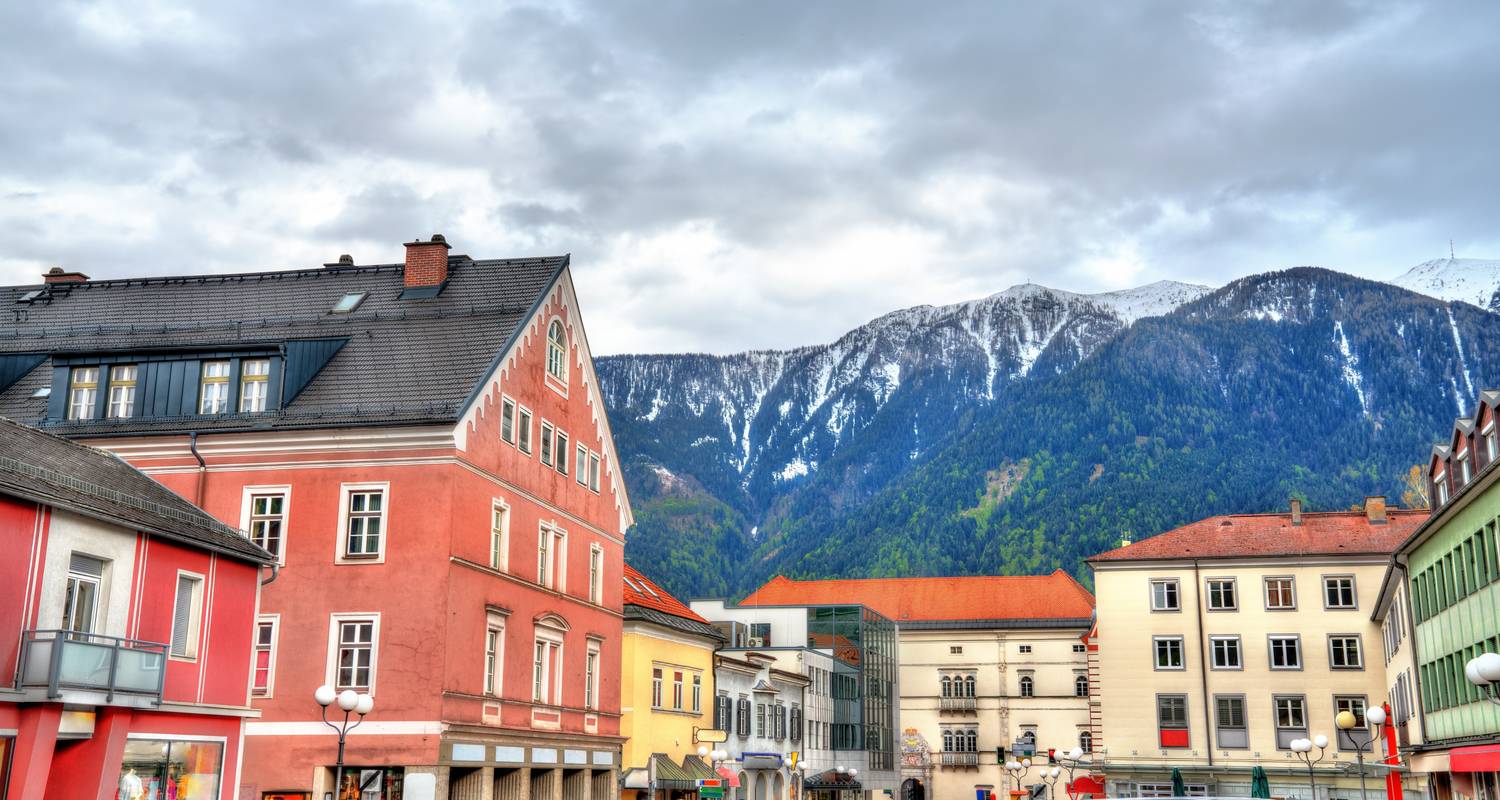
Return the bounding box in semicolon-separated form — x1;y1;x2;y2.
260;561;280;586
1392;554;1428;744
188;431;207;506
1192;560;1214;769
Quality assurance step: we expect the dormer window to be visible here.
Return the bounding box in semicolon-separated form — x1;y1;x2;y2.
546;320;567;383
240;359;270;413
331;292;367;314
1486;423;1498;462
199;361;231;414
67;367;98;420
1459;450;1472;485
106;365;137;418
1435;472;1450;505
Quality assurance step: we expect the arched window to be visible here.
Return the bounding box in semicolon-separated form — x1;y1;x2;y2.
965;729;977;752
1075;674;1089;697
1019;675;1034;697
546;320;568;382
1080;731;1093;753
942;729;954;751
964;675;976;697
941;676;952;698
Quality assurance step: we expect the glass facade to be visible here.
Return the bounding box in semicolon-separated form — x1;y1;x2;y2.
118;738;223;800
806;604;898;770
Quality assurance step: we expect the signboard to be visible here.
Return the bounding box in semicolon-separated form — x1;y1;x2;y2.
694;727;729;744
698;780;725;799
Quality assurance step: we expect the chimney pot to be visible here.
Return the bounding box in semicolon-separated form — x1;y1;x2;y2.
1365;496;1387;524
43;267;89;284
324;254;356;268
1290;498;1303;525
403;234;453;288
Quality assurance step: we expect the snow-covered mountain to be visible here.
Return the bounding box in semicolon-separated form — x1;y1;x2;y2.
1391;258;1500;310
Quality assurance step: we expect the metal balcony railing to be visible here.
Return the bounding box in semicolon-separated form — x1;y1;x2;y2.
18;630;167;704
940;752;980;767
940;696;978;712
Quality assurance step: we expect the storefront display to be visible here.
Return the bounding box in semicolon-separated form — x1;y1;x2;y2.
336;767;404;800
118;738;223;800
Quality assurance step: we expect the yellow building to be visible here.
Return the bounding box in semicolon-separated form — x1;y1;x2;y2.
1088;499;1429;800
621;564;727;800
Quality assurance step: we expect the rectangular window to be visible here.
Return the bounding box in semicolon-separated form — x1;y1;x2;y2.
1265;577;1296;609
1206;578;1237;610
1073;643;1086;653
518;407;533;453
247;492;286;562
1269;635;1302;669
1214;695;1248;749
252;616;278;696
737;698;751;736
1324;576;1357;609
532;635;561;704
107;364;137;418
485;616;504;696
170;573;203;658
589;452;601;492
1335;696;1367;750
673;671;685;709
556;430;569;475
541;421;555;466
1210;636;1242;669
491;502;510;570
716;693;731;730
1329;635;1363;669
239;358;270;412
757;703;766;737
62;553;103;636
1154;636;1185;670
536;525;566;590
1488;424;1498;461
652;668;664;708
1274;696;1308;749
1157;695;1189;748
1151;579;1180;611
501;398;516;443
68;366;98;420
334;618;376;691
199;360;230;414
589;545;603;604
585;645;600;710
577;444;589;486
1018;644;1032;654
342;487;386;559
692;673;702;712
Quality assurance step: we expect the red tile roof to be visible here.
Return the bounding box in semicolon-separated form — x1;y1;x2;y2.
624;563;713;625
739;570;1095;622
1087;508;1429;563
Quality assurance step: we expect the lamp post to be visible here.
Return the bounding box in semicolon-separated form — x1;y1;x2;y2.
1336;706;1387;800
316;685;373;800
1005;758;1033;793
1289;735;1329;800
1057;748;1087;800
794;759;808;800
1041;767;1063;800
1465;652;1500;703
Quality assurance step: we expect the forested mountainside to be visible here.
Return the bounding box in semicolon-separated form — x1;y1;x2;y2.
600;267;1500;599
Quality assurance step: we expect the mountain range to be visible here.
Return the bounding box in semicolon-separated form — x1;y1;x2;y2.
597;257;1500;599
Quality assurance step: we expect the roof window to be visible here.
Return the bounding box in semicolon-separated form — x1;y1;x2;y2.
331;292;368;314
31;386;50;398
624;576;645;594
17;289;43;303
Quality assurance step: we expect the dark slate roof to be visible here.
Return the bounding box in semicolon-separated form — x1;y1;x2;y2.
0;255;567;433
623;604;727;642
0;417;273;564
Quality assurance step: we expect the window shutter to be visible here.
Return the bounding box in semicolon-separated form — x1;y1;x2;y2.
171;576;195;656
70;553;104;576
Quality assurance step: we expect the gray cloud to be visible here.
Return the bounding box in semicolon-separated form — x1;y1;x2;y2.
1;0;1498;354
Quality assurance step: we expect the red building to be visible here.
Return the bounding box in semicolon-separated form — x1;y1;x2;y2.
0;236;632;799
0;417;275;800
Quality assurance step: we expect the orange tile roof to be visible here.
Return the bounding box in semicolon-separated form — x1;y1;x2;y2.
624;563;713;625
1087;508;1429;563
739;570;1095;622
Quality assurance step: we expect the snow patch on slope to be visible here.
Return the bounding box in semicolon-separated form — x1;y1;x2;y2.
1391;258;1500;309
1333;321;1369;415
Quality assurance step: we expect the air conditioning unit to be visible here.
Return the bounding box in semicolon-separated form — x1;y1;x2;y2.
748;637;766;647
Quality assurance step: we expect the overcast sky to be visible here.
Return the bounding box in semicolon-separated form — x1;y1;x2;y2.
2;1;1498;354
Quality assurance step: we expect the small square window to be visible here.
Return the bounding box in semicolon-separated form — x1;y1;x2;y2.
1269;635;1302;669
1265;577;1297;610
1151;579;1181;611
1206;578;1237;610
1210;636;1242;669
1154;637;1184;670
950;646;963;655
1018;644;1032;654
331;292;368;314
1329;635;1363;669
1324;576;1357;609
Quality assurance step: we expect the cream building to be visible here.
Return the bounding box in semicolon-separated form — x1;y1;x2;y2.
1088;499;1429;800
739;572;1095;800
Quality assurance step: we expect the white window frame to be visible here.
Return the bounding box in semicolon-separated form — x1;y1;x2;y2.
1153;636;1185;670
239;485;291;566
533;624;565;705
485;611;506;697
1328;634;1364;670
517;405;534;454
1264;576;1297;610
199;360;231;415
546;318;570;387
555;429;570;476
63;554;104;635
588;452;601;493
252;614;280;698
536;523;567;591
1205;577;1238;611
239;358;271;413
325;612;381;695
1323;575;1358;610
490;499;510;571
589;544;604;604
585;639;601;710
335;482;390;564
500;395;517;445
576;443;589;486
540;420;555;467
1150;579;1181;612
106;364;137;419
169;570;205;661
1209;635;1242;670
68;366;99;420
1268;634;1303;670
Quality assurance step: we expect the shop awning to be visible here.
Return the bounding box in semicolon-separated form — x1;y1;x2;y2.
681;756;717;781
1452;744;1500;772
803;771;861;791
622;769;651;789
650;754;701;790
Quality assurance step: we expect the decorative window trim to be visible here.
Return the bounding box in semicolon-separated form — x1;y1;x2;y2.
252;613;280;698
490;499;511;571
239;485;291;566
533;621;566;706
589;543;604;605
335;482;390;565
585;640;601;710
168;569;206;662
545;316;570;396
325;612;382;696
485;611;506;697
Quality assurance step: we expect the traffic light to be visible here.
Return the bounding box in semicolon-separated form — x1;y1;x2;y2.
1047;749;1056;764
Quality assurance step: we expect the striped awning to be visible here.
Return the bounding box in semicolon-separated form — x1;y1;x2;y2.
651;753;701;790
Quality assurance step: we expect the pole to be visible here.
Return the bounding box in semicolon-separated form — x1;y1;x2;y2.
1355;744;1368;800
1307;761;1317;800
333;713;348;799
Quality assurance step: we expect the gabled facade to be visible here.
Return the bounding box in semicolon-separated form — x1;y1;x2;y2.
0;236;633;800
0;417;274;800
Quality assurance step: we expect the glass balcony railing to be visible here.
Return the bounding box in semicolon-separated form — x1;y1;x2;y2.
18;629;167;703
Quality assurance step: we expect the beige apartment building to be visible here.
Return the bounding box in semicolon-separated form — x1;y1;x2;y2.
741;571;1095;800
1088;499;1429;800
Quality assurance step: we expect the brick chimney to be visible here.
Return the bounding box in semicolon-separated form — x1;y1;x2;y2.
403;234;451;287
43;267;89;284
1365;496;1387;524
1290;498;1302;525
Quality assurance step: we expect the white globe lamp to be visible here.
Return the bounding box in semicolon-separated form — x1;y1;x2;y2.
314;685;337;707
1478;652;1500;683
1368;706;1387;726
1313;734;1329;750
337;689;360;712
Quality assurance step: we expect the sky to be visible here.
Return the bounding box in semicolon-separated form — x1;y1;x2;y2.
2;1;1499;354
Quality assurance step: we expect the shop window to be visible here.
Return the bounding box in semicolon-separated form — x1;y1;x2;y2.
120;738;224;800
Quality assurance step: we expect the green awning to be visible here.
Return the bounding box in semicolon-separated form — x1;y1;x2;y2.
651;753;700;790
681;756;717;781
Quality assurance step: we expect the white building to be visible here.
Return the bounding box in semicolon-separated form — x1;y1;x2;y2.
711;651;811;800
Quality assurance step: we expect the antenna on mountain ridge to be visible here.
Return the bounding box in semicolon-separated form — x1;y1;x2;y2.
1451;239;1456;260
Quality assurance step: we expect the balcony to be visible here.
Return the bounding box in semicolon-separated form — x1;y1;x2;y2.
940;696;978;712
940;752;979;767
16;630;167;707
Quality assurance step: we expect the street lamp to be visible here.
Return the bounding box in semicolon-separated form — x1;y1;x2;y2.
1289;735;1329;800
316;685;374;800
794;760;808;800
1041;767;1063;800
1336;706;1387;800
1005;758;1033;792
1057;748;1088;800
1465;652;1500;703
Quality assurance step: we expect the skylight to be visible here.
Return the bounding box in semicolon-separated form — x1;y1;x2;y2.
31;387;50;398
331;292;367;314
624;576;645;594
17;289;43;303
